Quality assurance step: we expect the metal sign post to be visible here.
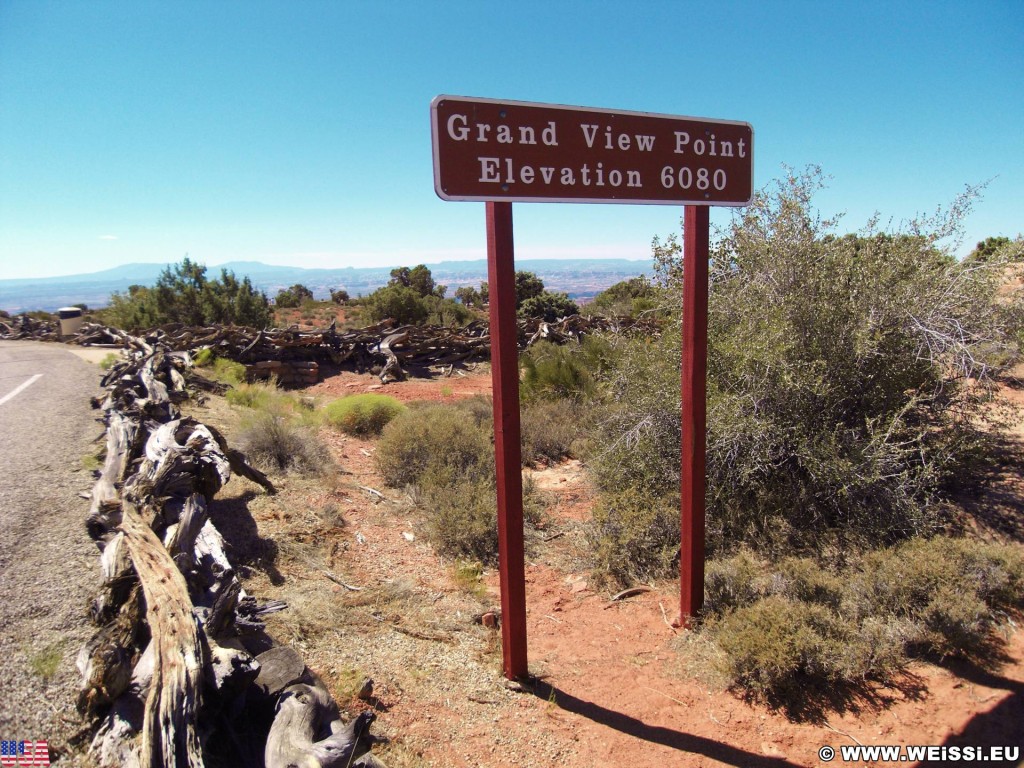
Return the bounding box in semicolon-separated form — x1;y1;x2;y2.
485;201;529;680
679;205;710;626
431;95;752;679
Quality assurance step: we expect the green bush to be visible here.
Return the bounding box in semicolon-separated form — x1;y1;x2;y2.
225;380;280;410
518;291;579;322
712;595;847;705
591;169;1018;559
589;276;661;317
848;536;1024;656
193;347;215;367
275;284;314;308
376;404;493;487
449;395;494;428
324;394;405;436
361;284;429;325
106;258;271;330
420;468;499;561
521;341;595;402
703;549;771;615
211;358;246;386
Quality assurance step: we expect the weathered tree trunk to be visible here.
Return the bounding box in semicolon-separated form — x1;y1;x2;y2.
377;330;410;383
119;501;205;768
79;336;383;768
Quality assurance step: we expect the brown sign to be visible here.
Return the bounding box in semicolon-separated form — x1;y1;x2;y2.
431;95;753;206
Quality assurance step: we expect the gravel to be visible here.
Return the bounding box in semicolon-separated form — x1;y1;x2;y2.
0;342;105;764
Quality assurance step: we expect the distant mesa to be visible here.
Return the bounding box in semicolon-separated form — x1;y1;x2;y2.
0;258;653;314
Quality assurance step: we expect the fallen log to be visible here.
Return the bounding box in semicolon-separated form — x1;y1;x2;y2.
78;336;382;767
119;500;205;768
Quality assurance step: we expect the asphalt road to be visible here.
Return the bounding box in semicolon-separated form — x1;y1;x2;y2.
0;341;105;762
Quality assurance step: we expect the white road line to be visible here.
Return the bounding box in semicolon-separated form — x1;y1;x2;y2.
0;374;44;406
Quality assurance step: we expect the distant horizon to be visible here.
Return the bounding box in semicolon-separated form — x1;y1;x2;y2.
0;254;655;314
0;252;656;283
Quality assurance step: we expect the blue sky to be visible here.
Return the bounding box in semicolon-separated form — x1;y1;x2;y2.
0;0;1021;280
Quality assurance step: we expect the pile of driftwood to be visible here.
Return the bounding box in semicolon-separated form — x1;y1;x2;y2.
1;313;661;384
0;312;64;341
78;340;386;767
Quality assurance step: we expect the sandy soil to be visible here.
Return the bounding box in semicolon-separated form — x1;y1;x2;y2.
199;367;1024;768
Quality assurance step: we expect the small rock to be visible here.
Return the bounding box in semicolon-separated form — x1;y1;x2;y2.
571;580;589;594
481;611;498;629
402;531;415;542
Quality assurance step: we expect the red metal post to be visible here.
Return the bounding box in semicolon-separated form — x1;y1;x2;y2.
680;205;710;626
485;201;529;680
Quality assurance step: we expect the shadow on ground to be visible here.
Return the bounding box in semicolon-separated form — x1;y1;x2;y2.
209;489;284;585
530;680;806;768
936;656;1024;758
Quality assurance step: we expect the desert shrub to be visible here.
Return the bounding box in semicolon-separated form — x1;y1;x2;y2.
423;294;473;326
966;235;1016;263
376;404;493;488
711;596;848;705
98;352;121;370
376;403;545;562
226;380;278;410
419;468;499;561
417;467;545;563
238;412;331;475
520;398;581;466
514;271;545;307
699;537;1024;711
362;264;465;325
847;536;1024;656
224;380;323;431
703;549;772;615
211;358;247;386
274;283;314;308
520;341;595;402
449;395;494;428
588;488;680;585
362;284;429;325
324;394;405;436
192;347;215;367
591;168;1019;559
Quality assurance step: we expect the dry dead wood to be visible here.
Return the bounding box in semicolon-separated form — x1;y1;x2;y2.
265;684;384;768
2;312;662;389
119;500;205;768
78;335;380;767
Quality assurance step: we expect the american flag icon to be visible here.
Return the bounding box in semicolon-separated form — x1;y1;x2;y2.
0;740;49;766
